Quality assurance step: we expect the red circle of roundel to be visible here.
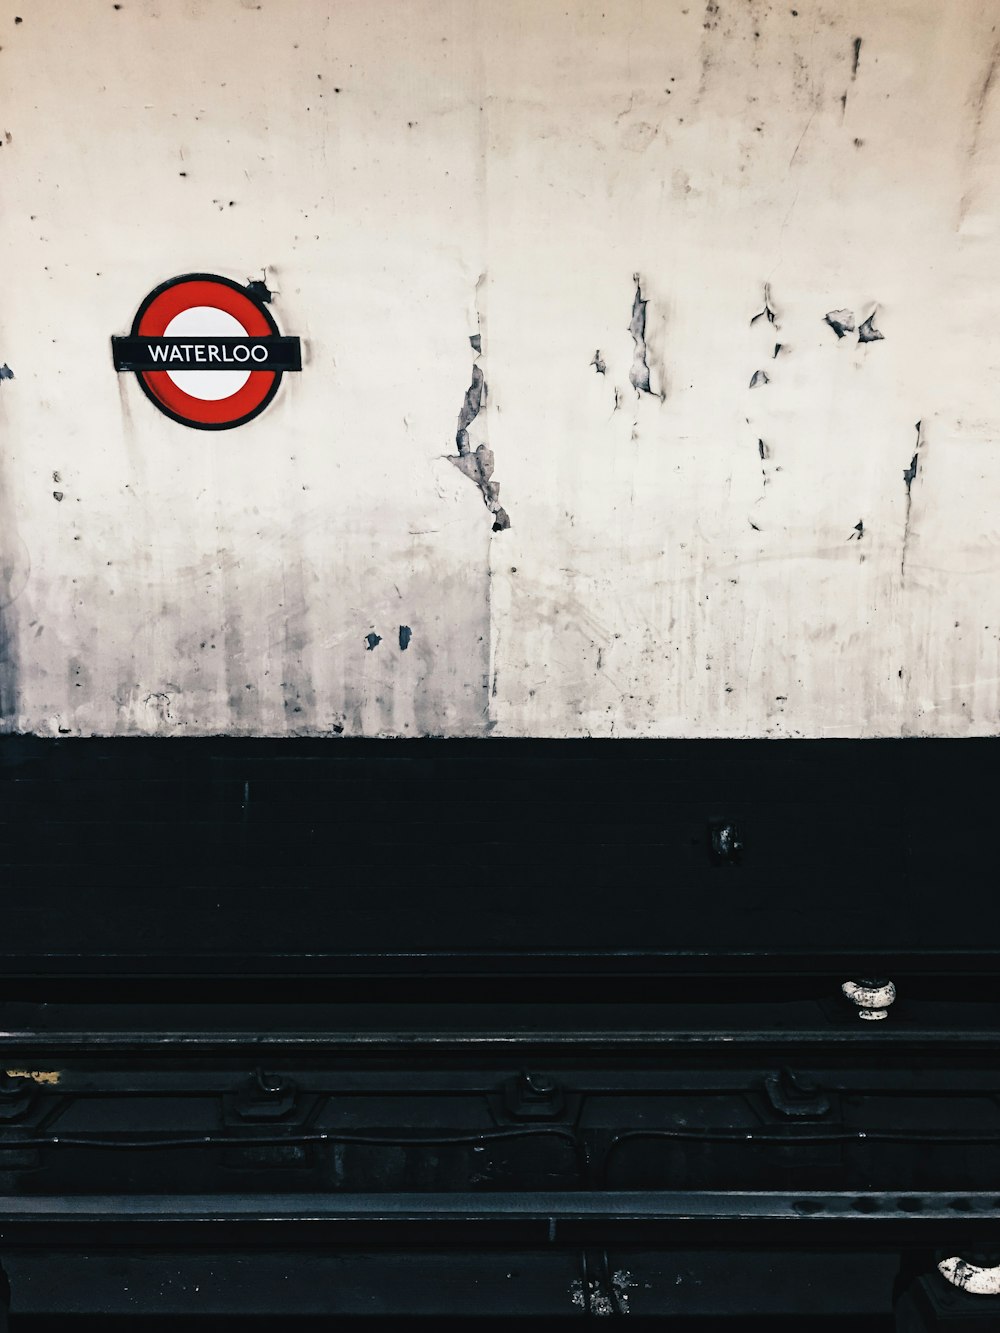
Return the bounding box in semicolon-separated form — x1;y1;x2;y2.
132;274;282;430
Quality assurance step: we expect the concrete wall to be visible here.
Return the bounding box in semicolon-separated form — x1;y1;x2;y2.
2;0;1000;737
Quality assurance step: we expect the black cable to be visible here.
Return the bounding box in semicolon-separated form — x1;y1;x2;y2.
601;1127;1000;1188
0;1123;991;1151
608;1127;1000;1146
1;1120;992;1199
0;1125;590;1167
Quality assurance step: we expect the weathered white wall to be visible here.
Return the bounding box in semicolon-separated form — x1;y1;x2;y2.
3;0;1000;737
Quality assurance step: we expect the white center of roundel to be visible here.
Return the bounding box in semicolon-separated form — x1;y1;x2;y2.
163;306;251;400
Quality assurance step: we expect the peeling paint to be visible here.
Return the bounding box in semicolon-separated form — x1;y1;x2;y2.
453;444;510;531
628;275;662;399
450;313;510;530
454;365;484;459
858;310;885;343
364;632;381;651
900;421;924;580
750;284;776;327
824;310;855;339
2;0;999;740
398;624;412;650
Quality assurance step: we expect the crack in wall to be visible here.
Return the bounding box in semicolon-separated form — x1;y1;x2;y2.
757;438;771;493
748;291;781;518
750;284;777;327
900;420;924;581
960;38;1000;220
843;35;863;111
450;320;510;531
757;438;771;488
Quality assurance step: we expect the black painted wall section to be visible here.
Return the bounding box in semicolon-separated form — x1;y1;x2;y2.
0;737;994;979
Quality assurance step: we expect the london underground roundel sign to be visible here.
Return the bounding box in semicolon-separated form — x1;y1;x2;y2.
112;274;302;430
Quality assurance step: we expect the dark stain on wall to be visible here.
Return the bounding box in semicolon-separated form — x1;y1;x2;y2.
221;546;249;725
973;42;1000;125
0;592;18;731
0;374;21;731
0;543;20;725
278;562;316;732
245;275;273;303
